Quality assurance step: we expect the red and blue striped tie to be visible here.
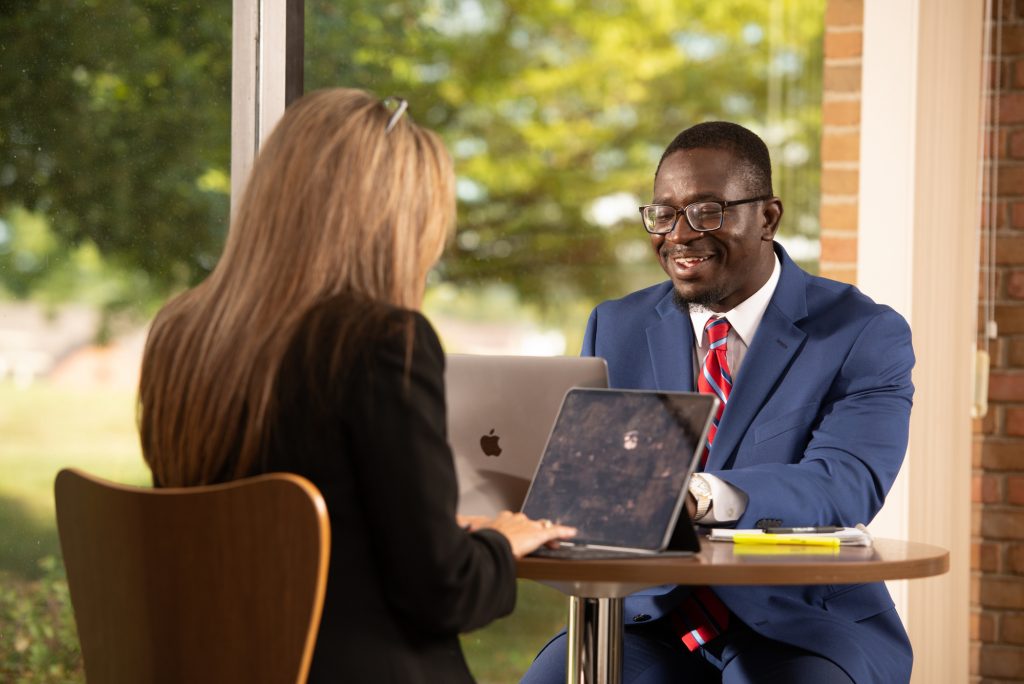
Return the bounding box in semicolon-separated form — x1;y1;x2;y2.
672;316;732;651
696;317;732;469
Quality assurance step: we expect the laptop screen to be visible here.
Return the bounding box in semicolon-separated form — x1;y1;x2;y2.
522;388;717;552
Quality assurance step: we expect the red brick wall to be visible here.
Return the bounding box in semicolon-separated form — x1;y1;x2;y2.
819;0;862;284
974;2;1024;681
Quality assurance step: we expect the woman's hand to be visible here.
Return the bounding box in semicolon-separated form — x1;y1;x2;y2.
462;510;577;559
455;514;491;532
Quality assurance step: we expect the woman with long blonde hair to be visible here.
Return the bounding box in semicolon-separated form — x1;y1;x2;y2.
139;88;574;683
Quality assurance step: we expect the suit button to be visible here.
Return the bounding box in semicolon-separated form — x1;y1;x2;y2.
632;614;651;623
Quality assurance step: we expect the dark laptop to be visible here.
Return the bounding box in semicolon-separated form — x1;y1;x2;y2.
522;388;718;559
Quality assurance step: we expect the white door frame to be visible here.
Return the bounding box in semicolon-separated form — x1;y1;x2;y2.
858;1;981;681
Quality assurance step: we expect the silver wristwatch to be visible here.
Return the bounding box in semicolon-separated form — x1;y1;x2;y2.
688;473;712;521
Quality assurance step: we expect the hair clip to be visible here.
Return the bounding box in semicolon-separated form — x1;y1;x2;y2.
383;97;409;134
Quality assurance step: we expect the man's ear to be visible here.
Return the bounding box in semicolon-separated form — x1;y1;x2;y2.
762;198;784;241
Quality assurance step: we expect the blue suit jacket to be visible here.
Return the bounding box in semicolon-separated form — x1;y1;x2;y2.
581;244;914;684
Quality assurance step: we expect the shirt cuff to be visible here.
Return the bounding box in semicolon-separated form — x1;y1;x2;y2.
700;473;748;523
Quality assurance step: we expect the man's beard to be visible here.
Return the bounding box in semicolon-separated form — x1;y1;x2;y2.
672;285;728;312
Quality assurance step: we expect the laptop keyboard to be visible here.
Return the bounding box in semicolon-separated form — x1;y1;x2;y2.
530;546;694;560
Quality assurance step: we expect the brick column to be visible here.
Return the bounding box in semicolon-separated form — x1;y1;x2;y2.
973;2;1024;681
819;0;862;283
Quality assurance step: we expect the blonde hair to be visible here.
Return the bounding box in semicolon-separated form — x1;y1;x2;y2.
139;88;455;486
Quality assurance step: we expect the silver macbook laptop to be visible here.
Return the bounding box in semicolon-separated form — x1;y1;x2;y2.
445;354;609;517
522;388;718;559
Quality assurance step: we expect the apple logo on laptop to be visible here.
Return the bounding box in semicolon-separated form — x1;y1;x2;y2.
480;429;502;457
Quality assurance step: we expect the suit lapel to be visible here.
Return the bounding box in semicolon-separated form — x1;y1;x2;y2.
645;289;695;392
704;246;809;470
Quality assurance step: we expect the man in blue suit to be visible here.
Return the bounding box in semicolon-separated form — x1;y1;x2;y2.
521;122;914;684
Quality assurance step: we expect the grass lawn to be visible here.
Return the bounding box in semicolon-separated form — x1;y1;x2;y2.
0;381;565;682
0;382;149;580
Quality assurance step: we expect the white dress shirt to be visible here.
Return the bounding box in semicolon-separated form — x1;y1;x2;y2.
688;254;781;523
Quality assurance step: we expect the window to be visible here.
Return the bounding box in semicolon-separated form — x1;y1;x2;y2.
0;3;231;679
0;2;822;679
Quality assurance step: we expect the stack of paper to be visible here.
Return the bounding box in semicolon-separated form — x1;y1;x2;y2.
708;526;873;547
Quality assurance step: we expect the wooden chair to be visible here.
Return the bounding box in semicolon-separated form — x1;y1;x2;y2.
54;468;330;684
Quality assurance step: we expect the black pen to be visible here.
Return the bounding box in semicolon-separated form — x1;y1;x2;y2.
764;526;844;534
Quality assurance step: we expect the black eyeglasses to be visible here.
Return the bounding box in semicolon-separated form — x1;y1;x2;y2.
639;196;772;235
383;97;408;134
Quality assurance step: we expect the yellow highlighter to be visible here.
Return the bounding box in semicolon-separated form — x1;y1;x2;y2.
734;544;839;556
732;534;841;548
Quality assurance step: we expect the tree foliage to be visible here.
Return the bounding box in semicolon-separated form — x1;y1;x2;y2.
1;0;823;313
0;0;232;302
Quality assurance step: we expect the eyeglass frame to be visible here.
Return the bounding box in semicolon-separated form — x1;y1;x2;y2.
638;195;774;235
383;97;409;134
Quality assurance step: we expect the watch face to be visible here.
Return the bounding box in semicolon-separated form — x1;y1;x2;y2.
690;475;711;498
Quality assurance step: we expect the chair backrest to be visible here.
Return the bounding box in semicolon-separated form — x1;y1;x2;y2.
54;468;330;684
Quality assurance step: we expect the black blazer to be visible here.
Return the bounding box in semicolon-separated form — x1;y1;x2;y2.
264;296;516;683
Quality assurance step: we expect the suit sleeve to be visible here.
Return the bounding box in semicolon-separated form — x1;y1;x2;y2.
711;309;914;528
345;312;517;635
581;307;598;357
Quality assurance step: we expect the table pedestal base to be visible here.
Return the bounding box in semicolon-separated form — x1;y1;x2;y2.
565;595;624;684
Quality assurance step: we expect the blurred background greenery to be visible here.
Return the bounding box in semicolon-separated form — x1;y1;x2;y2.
0;0;824;681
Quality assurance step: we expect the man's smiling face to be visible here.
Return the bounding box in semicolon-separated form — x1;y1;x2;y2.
651;146;783;312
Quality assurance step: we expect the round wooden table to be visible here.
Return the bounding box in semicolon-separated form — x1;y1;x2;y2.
516;537;949;684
